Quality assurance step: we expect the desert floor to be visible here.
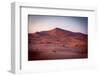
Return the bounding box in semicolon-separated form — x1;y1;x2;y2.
28;44;87;61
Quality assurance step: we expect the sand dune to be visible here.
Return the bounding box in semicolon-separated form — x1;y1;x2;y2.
28;28;88;61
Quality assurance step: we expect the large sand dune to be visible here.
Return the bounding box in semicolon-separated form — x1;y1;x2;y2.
28;28;88;60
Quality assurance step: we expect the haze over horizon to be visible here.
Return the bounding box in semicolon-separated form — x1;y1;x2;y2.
28;15;88;34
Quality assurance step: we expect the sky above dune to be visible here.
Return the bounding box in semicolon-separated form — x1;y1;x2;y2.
28;15;88;34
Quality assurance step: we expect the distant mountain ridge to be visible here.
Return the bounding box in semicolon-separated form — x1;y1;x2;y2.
29;27;87;36
29;28;87;37
28;27;87;48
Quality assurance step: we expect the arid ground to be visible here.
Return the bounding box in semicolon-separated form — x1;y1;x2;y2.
28;28;88;61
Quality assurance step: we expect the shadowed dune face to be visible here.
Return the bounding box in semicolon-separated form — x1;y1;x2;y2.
28;28;88;61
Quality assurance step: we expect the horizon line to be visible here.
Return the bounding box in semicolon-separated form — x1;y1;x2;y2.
28;27;88;35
